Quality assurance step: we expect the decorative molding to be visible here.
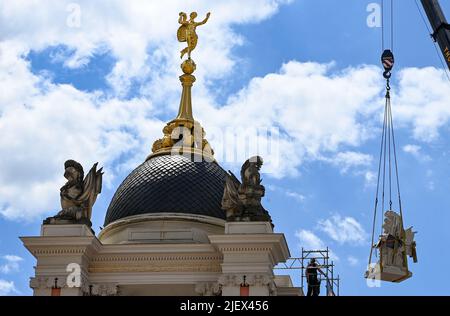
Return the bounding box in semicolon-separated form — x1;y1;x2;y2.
218;274;277;295
218;247;272;252
30;276;119;296
30;274;89;291
32;247;88;256
246;274;272;286
269;281;277;296
246;274;277;295
89;261;222;273
88;283;119;296
194;282;221;296
30;276;67;289
92;254;222;263
90;253;223;273
218;274;242;287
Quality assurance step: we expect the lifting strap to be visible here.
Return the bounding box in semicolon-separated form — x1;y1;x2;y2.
368;0;408;271
368;52;407;271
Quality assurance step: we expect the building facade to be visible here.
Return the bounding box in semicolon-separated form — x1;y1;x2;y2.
21;14;302;296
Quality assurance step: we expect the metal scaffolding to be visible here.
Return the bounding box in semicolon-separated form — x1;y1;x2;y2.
275;247;340;296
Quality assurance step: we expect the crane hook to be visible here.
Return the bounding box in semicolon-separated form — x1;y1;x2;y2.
381;49;395;79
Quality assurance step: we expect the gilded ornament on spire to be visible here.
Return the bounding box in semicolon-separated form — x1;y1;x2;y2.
177;11;210;60
148;12;214;162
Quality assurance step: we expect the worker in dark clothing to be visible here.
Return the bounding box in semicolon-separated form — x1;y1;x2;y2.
306;258;325;296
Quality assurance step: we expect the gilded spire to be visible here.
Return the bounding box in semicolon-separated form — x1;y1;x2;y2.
148;12;214;161
176;60;196;121
175;10;209;120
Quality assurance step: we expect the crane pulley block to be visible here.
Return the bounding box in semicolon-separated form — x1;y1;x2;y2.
381;49;395;79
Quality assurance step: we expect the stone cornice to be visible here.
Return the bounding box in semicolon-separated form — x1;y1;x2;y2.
20;236;101;259
208;233;287;244
20;236;97;246
208;233;290;263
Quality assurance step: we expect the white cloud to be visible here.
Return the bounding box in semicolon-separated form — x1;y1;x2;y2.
0;255;23;274
426;169;435;191
295;229;339;261
395;67;450;142
403;144;421;155
317;214;367;245
296;230;325;250
403;144;431;162
285;190;306;202
347;256;359;267
205;61;384;177
364;171;377;187
266;185;306;202
327;151;373;174
0;43;164;220
320;151;375;185
0;0;290;96
0;279;18;296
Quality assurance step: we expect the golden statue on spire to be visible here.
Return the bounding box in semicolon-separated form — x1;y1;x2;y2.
148;11;214;162
177;12;210;60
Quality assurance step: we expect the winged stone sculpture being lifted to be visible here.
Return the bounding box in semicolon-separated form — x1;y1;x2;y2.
365;210;417;282
44;160;103;228
377;211;418;267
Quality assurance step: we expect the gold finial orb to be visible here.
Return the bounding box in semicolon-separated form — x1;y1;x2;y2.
181;59;196;74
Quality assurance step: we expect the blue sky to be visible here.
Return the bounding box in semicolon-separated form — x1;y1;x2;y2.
1;0;450;296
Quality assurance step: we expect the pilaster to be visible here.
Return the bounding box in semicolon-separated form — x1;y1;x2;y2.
209;222;290;296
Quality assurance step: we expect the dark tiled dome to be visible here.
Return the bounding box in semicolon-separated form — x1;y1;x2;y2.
104;155;227;226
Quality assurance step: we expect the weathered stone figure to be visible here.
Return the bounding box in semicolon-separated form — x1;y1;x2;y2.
221;156;272;223
380;211;404;266
239;156;265;207
178;11;210;59
44;160;103;227
222;173;242;220
375;210;417;268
